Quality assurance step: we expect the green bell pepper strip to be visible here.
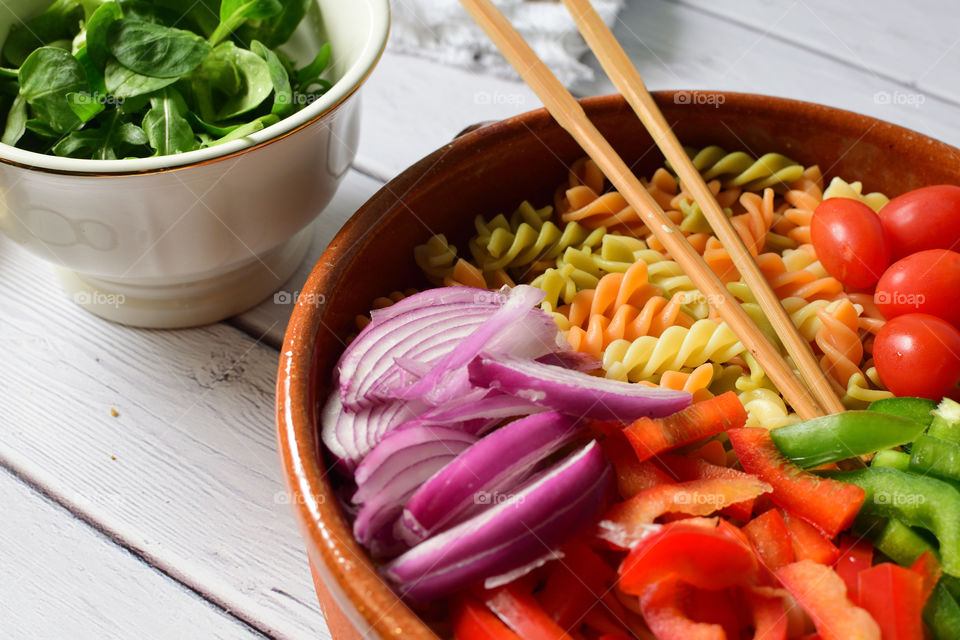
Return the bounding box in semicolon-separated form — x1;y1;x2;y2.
771;411;926;469
926;584;960;640
929;398;960;444
910;434;960;483
873;449;911;472
823;466;960;576
867;518;937;566
869;397;936;426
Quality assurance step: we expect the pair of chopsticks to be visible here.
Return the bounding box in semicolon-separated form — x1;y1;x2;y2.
458;0;845;419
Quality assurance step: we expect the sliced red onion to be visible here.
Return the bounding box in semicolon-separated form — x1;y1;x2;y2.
386;286;558;406
352;426;477;554
321;395;423;470
369;287;496;324
338;304;491;408
483;549;565;590
398;412;585;545
468;354;692;422
394;392;548;436
536;350;601;372
382;441;614;602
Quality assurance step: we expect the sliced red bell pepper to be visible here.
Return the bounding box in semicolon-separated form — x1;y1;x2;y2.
582;607;626;635
834;535;874;600
622;391;748;461
639;577;725;640
728;427;865;538
601;432;674;498
782;510;840;565
482;583;576;640
601;477;771;548
691;438;728;467
538;539;615;629
619;521;759;595
857;562;924;640
744;588;788;640
743;508;795;572
452;595;522;640
775;560;881;640
687;586;742;638
909;550;941;604
656;452;762;521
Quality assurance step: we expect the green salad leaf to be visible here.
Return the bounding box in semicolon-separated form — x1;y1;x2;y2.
0;0;333;158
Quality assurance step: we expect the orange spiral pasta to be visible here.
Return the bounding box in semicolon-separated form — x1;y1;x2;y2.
753;250;844;300
566;292;695;358
701;189;777;282
815;299;865;390
846;292;886;335
782;166;824;245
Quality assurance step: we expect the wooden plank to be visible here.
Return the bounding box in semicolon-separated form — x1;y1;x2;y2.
231;169;383;348
672;0;960;105
0;467;267;640
571;0;960;149
356;51;540;180
0;240;330;640
349;3;960;185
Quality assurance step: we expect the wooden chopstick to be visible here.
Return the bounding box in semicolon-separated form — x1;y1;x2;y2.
457;0;824;419
560;0;845;415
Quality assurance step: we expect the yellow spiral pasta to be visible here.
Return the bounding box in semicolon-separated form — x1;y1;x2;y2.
822;176;889;212
602;319;745;382
414;234;510;289
740;388;800;429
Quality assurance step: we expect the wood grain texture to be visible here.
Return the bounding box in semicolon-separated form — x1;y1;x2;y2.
0;467;266;640
231;170;383;348
673;0;960;105
0;240;329;640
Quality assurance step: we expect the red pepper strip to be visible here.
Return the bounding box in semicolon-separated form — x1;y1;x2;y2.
688;586;743;638
834;535;874;600
691;439;728;467
909;550;941;604
582;607;626;635
597;636;633;640
775;560;881;640
744;588;788;640
619;521;759;594
606;477;771;526
601;432;674;498
639;577;725;640
483;583;576;640
743;508;795;573
538;540;616;629
857;563;924;640
452;595;522;640
782;510;840;565
656;452;762;522
622;391;748;462
728;427;866;538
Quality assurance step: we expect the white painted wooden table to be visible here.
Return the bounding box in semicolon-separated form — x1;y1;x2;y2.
2;1;958;638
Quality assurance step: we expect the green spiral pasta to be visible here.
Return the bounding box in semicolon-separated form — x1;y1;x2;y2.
469;201;605;273
602;319;745;382
678;145;805;192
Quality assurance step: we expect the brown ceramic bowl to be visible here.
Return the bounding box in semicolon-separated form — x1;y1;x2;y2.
276;91;960;639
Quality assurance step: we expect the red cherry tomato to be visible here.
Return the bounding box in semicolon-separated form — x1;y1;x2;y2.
873;314;960;399
875;249;960;327
810;198;890;287
880;185;960;259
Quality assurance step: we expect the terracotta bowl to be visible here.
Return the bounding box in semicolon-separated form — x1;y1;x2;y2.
276;91;960;639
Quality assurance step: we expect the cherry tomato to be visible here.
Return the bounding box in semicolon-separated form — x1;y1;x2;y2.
873;314;960;399
810;198;890;287
880;185;960;259
875;249;960;327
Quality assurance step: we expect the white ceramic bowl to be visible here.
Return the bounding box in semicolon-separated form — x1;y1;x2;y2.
0;0;389;328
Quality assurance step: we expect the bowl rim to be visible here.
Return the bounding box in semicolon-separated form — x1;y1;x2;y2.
276;90;960;639
0;0;390;176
